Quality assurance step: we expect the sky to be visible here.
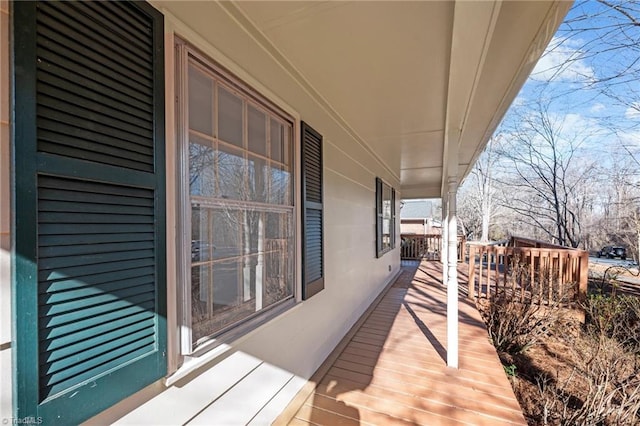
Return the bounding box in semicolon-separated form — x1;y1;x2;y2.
498;0;640;163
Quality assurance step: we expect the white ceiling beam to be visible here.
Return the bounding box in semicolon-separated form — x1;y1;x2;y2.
442;0;502;198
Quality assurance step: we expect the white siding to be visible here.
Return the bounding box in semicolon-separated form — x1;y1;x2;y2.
0;2;400;425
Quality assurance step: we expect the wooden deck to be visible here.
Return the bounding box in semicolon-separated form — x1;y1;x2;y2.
281;261;527;426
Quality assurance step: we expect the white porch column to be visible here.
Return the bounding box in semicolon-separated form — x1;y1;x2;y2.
446;177;459;368
441;195;448;286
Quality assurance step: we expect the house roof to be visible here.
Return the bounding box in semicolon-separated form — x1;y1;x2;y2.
400;200;433;220
208;1;569;199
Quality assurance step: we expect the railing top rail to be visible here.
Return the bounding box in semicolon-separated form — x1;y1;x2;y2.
400;233;464;238
468;244;588;256
508;235;574;250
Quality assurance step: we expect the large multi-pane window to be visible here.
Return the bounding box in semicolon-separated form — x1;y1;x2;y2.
177;43;295;348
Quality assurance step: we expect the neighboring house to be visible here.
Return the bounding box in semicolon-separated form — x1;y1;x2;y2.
0;1;569;424
401;218;437;235
401;199;435;221
399;199;441;235
400;218;442;236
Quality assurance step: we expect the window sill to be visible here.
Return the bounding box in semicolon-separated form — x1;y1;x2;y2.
164;341;233;387
164;298;298;387
376;247;395;258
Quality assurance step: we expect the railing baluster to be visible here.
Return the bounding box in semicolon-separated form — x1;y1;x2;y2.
558;253;564;303
487;247;493;297
479;247;485;298
547;253;557;305
465;239;587;310
468;245;476;299
505;247;511;295
529;250;533;303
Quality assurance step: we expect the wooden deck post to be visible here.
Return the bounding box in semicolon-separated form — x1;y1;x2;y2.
578;251;588;303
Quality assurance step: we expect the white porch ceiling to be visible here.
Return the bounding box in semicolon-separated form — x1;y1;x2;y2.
231;1;570;199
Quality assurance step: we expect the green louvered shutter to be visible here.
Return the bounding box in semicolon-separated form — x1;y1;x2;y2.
300;122;324;299
13;1;166;423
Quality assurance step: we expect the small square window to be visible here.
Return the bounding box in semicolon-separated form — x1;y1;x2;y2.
376;178;396;257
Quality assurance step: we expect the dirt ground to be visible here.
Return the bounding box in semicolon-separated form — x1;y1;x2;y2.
496;313;586;425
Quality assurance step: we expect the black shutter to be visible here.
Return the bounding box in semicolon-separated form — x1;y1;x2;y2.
13;1;166;423
391;188;396;248
375;177;383;257
301;122;324;299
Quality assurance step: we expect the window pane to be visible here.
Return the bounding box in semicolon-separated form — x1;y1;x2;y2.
212;208;242;260
270;119;282;163
212;259;240;313
265;245;291;307
265;213;293;307
218;86;243;147
282;125;291;166
188;65;213;136
249;155;267;203
269;164;291;205
248;105;266;156
217;144;246;200
271;121;291;166
189;135;215;197
191;206;212;263
243;210;260;255
242;253;258;299
383;184;392;219
191;264;210;342
383;217;391;249
265;212;284;239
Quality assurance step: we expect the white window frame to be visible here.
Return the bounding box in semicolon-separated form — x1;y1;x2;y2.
175;39;298;356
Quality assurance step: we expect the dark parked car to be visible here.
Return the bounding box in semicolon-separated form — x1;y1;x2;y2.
597;246;626;260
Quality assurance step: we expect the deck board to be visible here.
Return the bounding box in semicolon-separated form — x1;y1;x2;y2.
286;261;527;426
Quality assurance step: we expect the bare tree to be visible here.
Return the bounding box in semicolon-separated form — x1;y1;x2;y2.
458;137;501;241
457;185;481;240
475;137;500;241
497;101;598;248
620;208;640;262
535;0;640;166
458;1;640;250
538;1;640;111
605;157;640;261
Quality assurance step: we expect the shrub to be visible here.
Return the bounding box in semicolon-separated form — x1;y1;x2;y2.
481;289;569;354
536;334;640;425
481;260;570;354
479;260;640;424
532;295;640;425
585;294;640;350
